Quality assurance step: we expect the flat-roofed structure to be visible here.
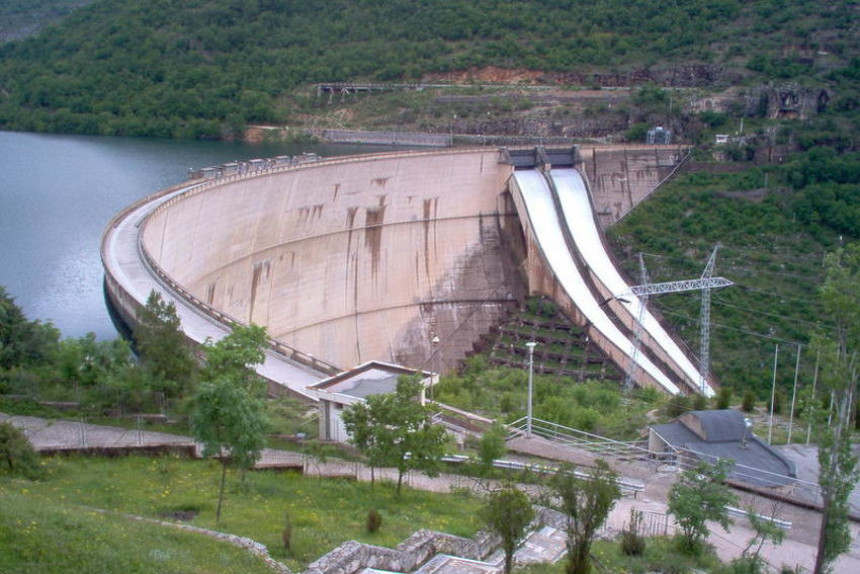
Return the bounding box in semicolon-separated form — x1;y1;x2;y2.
310;361;434;442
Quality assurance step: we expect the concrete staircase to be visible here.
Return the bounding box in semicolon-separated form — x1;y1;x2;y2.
309;510;569;574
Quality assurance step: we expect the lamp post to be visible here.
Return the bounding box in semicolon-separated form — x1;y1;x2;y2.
430;335;440;401
526;341;537;438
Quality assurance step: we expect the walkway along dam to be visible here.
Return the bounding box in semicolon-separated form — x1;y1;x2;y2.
101;145;714;400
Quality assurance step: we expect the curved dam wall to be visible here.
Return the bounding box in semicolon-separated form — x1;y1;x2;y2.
140;149;526;372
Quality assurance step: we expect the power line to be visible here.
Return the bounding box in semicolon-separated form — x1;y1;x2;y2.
734;285;824;306
710;295;833;332
659;309;807;346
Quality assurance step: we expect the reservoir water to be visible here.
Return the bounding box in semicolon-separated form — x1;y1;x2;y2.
0;131;395;340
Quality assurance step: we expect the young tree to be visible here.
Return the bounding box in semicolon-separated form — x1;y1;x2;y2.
667;460;737;555
135;290;197;398
550;460;621;574
475;420;508;477
810;244;860;574
482;484;535;574
342;376;446;493
200;322;268;392
192;324;269;523
740;500;786;569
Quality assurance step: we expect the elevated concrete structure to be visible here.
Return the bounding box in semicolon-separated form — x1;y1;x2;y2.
103;144;705;397
139;149;524;374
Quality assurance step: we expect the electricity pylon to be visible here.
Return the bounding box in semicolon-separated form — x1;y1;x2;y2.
620;246;732;394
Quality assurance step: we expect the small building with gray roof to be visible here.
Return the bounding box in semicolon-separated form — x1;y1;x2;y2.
310;361;436;443
649;409;797;487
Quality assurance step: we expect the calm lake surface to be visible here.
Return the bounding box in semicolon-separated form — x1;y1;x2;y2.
0;131;396;339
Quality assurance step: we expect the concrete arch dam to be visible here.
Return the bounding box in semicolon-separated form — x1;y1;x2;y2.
104;146;711;397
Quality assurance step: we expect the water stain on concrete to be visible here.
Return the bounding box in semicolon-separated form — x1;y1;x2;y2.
422;197;439;285
365;196;387;277
249;259;271;322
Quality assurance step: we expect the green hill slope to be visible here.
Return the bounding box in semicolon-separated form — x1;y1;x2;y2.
0;1;92;43
0;0;856;138
608;150;860;398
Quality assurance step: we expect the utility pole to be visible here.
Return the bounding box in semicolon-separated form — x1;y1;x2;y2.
699;245;720;394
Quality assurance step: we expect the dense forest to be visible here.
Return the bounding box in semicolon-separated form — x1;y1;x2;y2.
0;0;857;139
0;0;92;43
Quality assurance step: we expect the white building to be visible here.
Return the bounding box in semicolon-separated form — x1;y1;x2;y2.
309;361;436;443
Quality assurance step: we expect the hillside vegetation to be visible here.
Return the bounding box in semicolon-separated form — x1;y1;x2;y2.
0;0;856;138
0;1;91;43
609;150;860;398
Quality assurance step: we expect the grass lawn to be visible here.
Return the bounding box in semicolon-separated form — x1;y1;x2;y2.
0;455;482;572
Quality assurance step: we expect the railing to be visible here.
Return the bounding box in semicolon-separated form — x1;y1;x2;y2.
677;448;860;515
433;454;645;497
506;415;664;464
136;240;341;377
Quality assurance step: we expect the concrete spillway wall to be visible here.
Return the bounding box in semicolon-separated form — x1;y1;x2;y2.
140;149;526;373
581;144;688;227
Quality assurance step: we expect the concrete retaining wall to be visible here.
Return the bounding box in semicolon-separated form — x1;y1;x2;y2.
141;149;525;372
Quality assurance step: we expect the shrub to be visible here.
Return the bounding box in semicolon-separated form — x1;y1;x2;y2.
0;421;41;479
768;390;785;415
665;394;690;418
620;509;646;556
715;387;733;410
366;509;383;533
742;390;757;412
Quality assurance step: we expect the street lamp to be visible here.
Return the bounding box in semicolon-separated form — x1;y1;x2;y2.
430;335;440;401
526;341;537;438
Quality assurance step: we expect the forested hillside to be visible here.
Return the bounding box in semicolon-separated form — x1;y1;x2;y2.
0;1;91;43
0;0;856;138
609;149;860;398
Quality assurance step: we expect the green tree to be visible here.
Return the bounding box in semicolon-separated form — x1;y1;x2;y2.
135;290;197;398
476;421;508;477
810;245;860;574
550;460;621;574
0;285;59;371
192;324;269;523
0;421;40;479
55;334;137;411
667;460;737;555
342;376;446;494
201;322;268;392
482;484;535;574
739;501;786;572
